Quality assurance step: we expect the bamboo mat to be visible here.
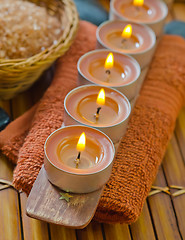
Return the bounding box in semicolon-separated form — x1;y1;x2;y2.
0;2;185;240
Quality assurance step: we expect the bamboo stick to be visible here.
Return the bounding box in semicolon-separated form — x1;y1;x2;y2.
20;193;50;240
148;166;181;239
76;221;104;240
49;223;77;240
162;135;185;239
0;154;22;240
130;203;156;240
103;223;131;240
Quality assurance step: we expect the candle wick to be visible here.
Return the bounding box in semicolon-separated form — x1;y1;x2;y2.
105;69;111;82
121;38;127;44
135;6;140;11
75;152;81;168
94;107;101;120
105;69;111;75
96;107;101;115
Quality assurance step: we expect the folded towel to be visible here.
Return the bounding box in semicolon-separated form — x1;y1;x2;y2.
0;105;37;164
0;20;185;224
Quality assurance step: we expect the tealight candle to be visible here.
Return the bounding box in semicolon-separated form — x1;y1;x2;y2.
96;20;156;69
107;24;141;50
64;85;131;144
77;49;141;100
109;0;168;37
44;125;115;193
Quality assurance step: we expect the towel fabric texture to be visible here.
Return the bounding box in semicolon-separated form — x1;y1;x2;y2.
0;21;185;224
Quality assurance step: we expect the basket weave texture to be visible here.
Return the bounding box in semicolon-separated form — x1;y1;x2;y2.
0;0;79;100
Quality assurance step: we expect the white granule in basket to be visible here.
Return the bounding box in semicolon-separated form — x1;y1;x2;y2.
0;0;63;59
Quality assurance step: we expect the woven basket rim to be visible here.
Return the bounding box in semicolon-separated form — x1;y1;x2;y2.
0;0;79;100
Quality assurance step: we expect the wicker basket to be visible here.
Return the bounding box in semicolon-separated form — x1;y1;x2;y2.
0;0;79;100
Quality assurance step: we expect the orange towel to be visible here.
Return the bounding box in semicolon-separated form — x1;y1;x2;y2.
0;21;185;224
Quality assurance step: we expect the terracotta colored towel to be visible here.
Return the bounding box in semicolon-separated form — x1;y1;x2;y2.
0;105;37;164
0;20;185;224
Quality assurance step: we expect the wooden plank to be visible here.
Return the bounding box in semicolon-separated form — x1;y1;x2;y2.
103;223;131;240
163;135;185;239
49;223;77;240
10;88;50;240
130;203;156;240
26;166;103;229
11;91;33;119
99;0;110;11
165;11;174;23
148;166;181;240
0;153;22;240
175;107;185;164
76;221;104;240
0;97;22;240
20;193;50;240
173;3;185;21
29;65;54;104
0;100;11;116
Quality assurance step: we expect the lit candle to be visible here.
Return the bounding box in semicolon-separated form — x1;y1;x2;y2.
44;125;115;193
94;88;105;120
96;20;156;69
109;0;168;37
64;85;131;143
89;52;125;84
122;0;153;21
107;24;140;50
104;52;114;76
75;132;86;168
77;49;141;100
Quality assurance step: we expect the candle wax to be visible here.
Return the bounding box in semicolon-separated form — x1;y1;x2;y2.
107;31;140;50
77;95;119;125
65;86;130;128
120;2;154;21
89;58;126;84
57;136;102;169
45;125;114;174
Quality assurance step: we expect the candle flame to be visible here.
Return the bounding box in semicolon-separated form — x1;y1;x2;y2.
104;52;114;69
76;132;86;152
133;0;144;7
122;24;132;39
96;88;105;106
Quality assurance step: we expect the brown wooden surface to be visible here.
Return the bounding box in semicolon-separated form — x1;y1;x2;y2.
1;2;185;239
26;166;103;229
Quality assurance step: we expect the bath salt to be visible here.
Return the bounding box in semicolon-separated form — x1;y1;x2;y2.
0;0;63;59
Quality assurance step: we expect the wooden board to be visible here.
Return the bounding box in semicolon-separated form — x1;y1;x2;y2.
26;166;103;229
